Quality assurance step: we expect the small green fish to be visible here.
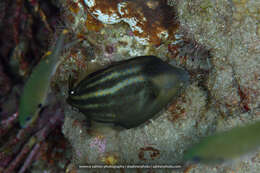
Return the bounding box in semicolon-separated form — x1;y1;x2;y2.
67;56;189;129
18;30;68;127
184;121;260;163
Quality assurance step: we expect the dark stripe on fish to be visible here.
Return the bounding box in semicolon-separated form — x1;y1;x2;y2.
74;65;144;96
68;78;151;109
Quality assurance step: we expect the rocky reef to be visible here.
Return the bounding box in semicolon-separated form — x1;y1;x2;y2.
60;0;260;172
0;0;259;173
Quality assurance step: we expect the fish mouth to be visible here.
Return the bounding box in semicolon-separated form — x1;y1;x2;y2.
66;97;73;105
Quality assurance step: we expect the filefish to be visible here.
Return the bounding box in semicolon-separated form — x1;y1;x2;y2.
18;30;68;127
184;121;260;163
67;56;189;129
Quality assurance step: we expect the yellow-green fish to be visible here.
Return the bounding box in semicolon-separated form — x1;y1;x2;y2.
184;121;260;163
18;30;68;127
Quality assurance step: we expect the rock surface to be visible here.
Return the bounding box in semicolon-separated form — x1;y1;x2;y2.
58;0;260;172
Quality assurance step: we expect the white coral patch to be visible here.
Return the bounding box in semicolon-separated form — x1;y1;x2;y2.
123;17;137;27
134;36;149;45
123;17;144;33
131;24;144;34
92;9;121;24
117;2;128;16
84;0;95;8
84;1;151;45
157;30;169;39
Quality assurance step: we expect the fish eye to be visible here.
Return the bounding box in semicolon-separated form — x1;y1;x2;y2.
70;90;75;95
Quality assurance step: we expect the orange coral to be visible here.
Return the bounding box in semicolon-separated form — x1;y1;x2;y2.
82;0;179;45
85;12;104;32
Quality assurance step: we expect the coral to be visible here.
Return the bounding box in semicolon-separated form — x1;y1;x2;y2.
66;0;179;45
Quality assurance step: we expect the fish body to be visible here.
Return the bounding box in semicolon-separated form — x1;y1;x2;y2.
67;56;189;129
184;121;260;163
18;30;68;127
